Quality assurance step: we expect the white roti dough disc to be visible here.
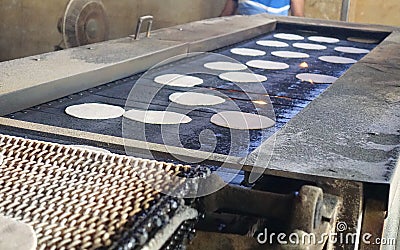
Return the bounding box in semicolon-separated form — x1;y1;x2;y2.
296;73;338;84
219;72;267;83
308;36;340;43
246;60;289;70
273;33;304;41
124;109;192;125
65;103;125;120
211;111;275;130
0;216;37;250
154;74;203;87
319;56;357;64
347;37;379;44
271;51;310;59
293;43;327;50
231;48;266;56
256;40;289;47
169;92;225;106
334;46;370;54
204;62;247;71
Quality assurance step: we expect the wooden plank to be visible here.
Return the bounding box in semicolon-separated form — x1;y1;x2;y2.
348;0;400;27
269;14;399;33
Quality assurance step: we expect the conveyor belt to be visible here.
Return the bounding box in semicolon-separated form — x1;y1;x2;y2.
5;28;378;160
0;134;202;250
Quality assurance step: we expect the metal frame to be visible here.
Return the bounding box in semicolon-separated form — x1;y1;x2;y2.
0;15;398;185
1;14;400;249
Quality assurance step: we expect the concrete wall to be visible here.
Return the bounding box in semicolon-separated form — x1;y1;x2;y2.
0;0;69;62
105;0;227;40
0;0;225;62
304;0;400;26
1;0;398;62
0;0;344;62
304;0;342;21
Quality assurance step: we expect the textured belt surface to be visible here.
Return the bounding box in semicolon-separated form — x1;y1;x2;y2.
0;134;191;250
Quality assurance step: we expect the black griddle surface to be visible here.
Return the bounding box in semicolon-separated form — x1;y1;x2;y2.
6;28;379;158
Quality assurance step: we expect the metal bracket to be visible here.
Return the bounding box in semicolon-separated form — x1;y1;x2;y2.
131;15;153;40
199;175;340;249
200;175;294;220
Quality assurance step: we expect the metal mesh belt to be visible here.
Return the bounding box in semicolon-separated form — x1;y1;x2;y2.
0;134;192;250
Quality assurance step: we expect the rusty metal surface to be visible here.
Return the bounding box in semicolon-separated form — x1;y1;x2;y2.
188;231;263;250
359;199;386;250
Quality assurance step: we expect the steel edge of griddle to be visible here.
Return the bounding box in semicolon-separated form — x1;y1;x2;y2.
269;14;400;33
0;15;277;116
0;116;361;195
0;39;189;115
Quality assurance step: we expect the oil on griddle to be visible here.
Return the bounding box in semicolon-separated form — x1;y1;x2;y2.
6;27;379;161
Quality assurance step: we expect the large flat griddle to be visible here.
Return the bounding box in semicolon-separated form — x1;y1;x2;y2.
5;28;372;158
0;14;399;193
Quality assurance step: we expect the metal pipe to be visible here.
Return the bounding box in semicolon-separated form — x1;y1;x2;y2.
133;15;154;40
341;0;351;21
